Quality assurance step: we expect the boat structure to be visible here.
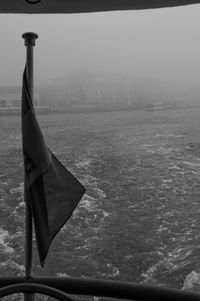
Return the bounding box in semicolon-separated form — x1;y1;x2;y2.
1;1;200;300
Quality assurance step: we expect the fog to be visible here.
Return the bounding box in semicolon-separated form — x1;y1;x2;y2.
0;4;200;90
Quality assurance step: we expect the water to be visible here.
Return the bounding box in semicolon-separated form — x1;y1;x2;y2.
1;108;200;293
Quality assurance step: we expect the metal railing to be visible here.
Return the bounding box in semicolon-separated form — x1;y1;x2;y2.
0;277;199;300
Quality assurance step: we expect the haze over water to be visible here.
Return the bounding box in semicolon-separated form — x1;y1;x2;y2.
1;108;200;293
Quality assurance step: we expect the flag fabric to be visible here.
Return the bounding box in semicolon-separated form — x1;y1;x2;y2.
22;66;85;267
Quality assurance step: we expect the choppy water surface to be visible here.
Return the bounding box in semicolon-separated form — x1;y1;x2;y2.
1;108;200;293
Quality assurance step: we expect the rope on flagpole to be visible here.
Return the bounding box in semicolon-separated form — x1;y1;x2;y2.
22;32;38;301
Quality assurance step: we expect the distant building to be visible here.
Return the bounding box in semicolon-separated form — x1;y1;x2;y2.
41;71;200;111
52;71;135;108
0;86;40;108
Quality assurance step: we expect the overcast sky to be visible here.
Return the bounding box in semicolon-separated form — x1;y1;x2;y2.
0;4;200;87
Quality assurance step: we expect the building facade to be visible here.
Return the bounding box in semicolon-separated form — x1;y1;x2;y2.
52;71;135;109
0;87;40;108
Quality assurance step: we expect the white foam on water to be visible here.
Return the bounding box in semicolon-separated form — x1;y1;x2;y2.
12;261;25;273
79;194;97;212
10;182;24;195
13;200;25;218
157;225;169;234
94;187;106;199
100;263;120;278
142;144;152;148
75;153;106;200
182;271;200;291
141;259;175;285
182;161;200;168
160;183;171;190
15;201;25;208
0;228;14;254
0;180;9;185
143;143;180;156
75;158;93;169
13;201;25;211
103;211;109;217
168;247;193;261
168;164;181;170
156;132;183;139
162;179;173;183
82;174;106;201
141;262;161;285
71;172;109;227
141;246;195;286
0;260;25;276
107;263;120;278
157;145;179;155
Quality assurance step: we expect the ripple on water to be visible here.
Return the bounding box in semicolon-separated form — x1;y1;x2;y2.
9;183;24;195
0;228;14;255
182;271;200;292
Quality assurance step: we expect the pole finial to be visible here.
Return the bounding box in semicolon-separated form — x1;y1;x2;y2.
22;32;38;46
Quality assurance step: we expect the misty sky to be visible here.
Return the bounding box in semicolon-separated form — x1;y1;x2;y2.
0;4;200;87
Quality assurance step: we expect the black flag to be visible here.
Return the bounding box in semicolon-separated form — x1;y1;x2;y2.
22;67;85;267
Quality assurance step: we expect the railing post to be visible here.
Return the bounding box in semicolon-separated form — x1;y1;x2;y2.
22;32;38;301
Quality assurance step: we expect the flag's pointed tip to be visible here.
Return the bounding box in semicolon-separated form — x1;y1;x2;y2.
40;257;46;268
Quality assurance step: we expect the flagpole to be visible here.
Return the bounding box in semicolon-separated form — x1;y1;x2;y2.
22;32;38;301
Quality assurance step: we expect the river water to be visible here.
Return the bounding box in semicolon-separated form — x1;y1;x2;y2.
1;108;200;295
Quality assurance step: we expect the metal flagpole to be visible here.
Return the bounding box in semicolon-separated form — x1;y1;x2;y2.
22;32;38;301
